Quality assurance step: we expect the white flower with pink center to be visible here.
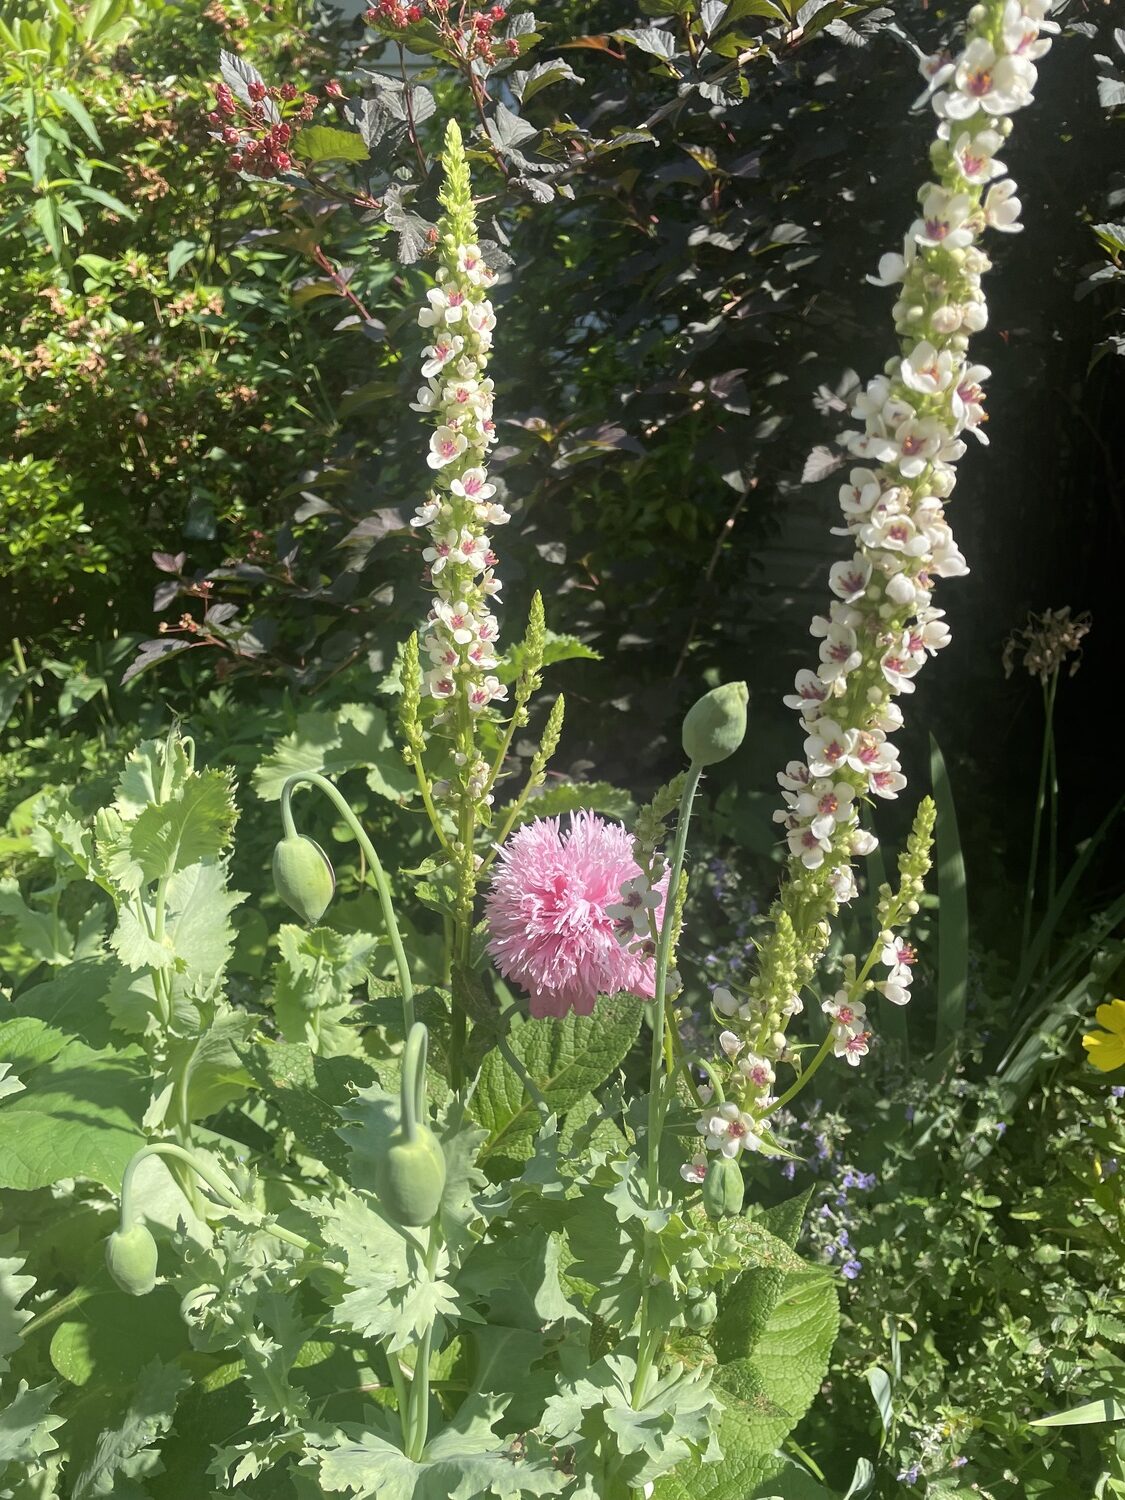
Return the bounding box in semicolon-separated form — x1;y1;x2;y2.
422;530;457;574
783;668;832;715
796;779;857;840
418;286;466;328
804;719;857;778
869;764;908;799
834;1030;872;1067
818;624;862;685
900;341;956;396
951;129;1006;184
435;600;476;645
787;823;832;870
939;43;1036;119
829;556;872;604
427;426;468;470
467;675;507;713
880;643;922;694
912;187;975;251
680;1155;709;1185
821;990;868;1037
450;467;496;503
839;468;885;518
421;334;464;379
738;1053;775;1091
698;1101;761;1159
778;760;812;794
952;363;990;440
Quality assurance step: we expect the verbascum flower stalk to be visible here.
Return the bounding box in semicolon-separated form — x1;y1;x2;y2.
411;119;508;808
692;0;1057;1159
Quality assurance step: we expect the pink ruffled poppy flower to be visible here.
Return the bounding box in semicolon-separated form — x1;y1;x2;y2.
484;812;666;1019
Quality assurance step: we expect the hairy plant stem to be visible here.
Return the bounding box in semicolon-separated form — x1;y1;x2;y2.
119;1142;317;1256
630;762;703;1412
404;1225;443;1460
280;771;415;1036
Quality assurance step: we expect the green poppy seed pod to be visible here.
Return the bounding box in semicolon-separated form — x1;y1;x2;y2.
272;835;335;925
105;1223;159;1296
374;1126;447;1228
682;681;749;767
683;1289;719;1331
702;1157;745;1221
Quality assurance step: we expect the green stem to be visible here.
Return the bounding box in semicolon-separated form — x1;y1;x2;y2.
281;772;415;1036
483;710;520;800
119;1143;317;1256
1021;668;1057;957
757;1028;834;1120
413;758;454;855
1045;680;1059;912
645;762;704;1202
404;1226;442;1459
631;762;704;1410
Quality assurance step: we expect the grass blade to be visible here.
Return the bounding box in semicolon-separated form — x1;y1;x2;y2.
930;736;968;1056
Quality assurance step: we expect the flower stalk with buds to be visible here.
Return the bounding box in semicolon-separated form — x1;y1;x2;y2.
687;0;1059;1159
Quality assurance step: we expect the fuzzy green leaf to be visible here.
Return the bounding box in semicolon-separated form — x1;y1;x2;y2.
122;769;237;885
711;1267;839;1455
69;1358;191;1498
513;781;636;828
0;1237;35;1376
0;1021;146;1190
472;993;642;1157
311;1394;566;1498
0;1381;65;1468
254;703;412;803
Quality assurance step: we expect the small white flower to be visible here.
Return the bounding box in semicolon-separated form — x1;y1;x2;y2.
718;1030;743;1058
420;335;464;379
822;990;868;1036
409;382;440;413
804;719;858;778
834;1029;871;1067
427;426;469;470
450;466;496;503
680;1155;709;1185
984;179;1023;233
699;1101;761;1158
712;986;740;1018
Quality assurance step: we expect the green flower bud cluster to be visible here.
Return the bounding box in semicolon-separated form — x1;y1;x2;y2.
702;1158;745;1220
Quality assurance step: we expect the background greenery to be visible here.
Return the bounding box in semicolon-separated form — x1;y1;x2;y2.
1;0;1123;1494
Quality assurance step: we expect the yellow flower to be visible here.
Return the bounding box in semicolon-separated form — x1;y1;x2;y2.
1082;999;1125;1073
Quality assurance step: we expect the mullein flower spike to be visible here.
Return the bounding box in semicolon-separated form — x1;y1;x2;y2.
412;119;508;781
691;0;1057;1162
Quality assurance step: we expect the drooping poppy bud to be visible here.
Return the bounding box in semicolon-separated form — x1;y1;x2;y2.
105;1223;159;1296
272;836;335;925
